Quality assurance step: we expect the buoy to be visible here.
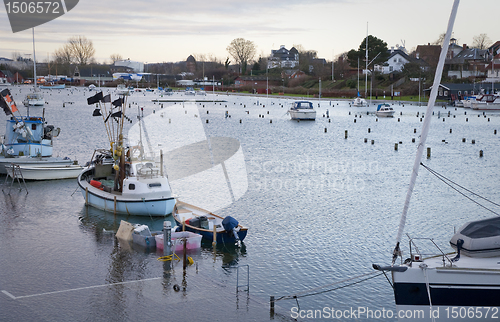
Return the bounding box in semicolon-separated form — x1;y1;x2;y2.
354;119;356;123
371;140;374;145
414;128;417;133
472;139;475;144
364;138;367;143
466;118;468;122
206;119;209;123
412;138;415;143
462;138;466;142
324;128;327;133
398;118;400;122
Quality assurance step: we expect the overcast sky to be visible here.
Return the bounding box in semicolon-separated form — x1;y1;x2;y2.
0;0;498;65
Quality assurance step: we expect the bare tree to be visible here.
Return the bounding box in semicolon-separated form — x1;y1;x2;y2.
432;33;446;46
68;36;95;65
52;44;73;75
110;54;123;64
472;33;492;50
226;38;256;74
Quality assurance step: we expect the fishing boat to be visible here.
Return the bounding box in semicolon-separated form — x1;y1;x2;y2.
288;101;316;120
375;103;395;117
373;1;500;320
116;84;129;96
5;164;82;180
0;88;74;174
173;200;248;244
78;91;175;216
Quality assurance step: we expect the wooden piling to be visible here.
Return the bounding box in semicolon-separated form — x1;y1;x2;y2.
427;147;431;158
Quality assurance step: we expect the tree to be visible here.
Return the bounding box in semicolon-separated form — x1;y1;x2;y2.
110;54;123;64
68;36;95;66
432;33;446;46
226;38;256;74
52;45;73;75
347;35;389;73
472;34;492;50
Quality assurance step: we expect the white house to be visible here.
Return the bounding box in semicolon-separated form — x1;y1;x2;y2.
379;47;411;74
485;53;500;83
267;45;299;69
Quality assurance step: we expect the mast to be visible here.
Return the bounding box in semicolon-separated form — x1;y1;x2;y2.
32;28;37;94
365;22;368;98
392;0;460;264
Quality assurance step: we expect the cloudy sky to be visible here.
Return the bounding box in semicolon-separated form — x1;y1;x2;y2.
0;0;498;65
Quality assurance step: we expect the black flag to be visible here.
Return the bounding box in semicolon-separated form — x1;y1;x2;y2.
104;110;122;123
112;98;123;107
87;92;103;105
92;108;102;116
101;94;111;103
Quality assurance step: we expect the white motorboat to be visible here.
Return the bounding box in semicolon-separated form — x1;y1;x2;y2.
185;87;196;95
351;97;368;107
462;96;477;108
372;2;500;320
0;88;74;174
116;84;129;96
23;92;44;106
375;103;395;117
288;101;316;120
78;91;175;216
6;164;83;180
471;94;500;110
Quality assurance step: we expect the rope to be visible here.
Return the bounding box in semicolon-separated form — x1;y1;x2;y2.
421;162;500;216
275;271;383;302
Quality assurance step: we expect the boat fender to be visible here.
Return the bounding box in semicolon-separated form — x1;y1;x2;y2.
451;239;464;262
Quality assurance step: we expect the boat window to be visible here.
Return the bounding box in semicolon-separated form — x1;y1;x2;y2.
461;217;500;238
129;184;135;190
32;124;37;130
148;183;161;188
145;162;154;168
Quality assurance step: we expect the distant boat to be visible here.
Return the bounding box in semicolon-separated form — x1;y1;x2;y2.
471;93;500;110
6;164;83;180
173;200;248;244
116;84;129;96
288;101;316;120
185;87;195;95
375;103;395;117
351;97;367;107
39;83;65;89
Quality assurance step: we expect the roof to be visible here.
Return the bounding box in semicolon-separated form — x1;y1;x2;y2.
387;49;412;62
447;48;488;64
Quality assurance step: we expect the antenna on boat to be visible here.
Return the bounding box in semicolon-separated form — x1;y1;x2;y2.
392;0;460;265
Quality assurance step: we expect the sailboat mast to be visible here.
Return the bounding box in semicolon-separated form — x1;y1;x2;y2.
392;0;461;264
365;22;368;98
32;28;37;93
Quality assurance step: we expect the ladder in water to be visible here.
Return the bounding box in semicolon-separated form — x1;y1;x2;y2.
3;164;28;194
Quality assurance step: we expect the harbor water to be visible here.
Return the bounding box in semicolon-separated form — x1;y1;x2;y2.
1;86;500;321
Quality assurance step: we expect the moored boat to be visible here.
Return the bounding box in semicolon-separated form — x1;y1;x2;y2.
288;101;316;120
0;88;74;174
375;103;395;117
39;83;65;89
471;93;500;110
5;164;83;180
351;97;367;107
173;200;248;244
78;91;175;216
371;2;500;320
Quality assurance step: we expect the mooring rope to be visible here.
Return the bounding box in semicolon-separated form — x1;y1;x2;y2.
421;162;500;216
274;271;383;302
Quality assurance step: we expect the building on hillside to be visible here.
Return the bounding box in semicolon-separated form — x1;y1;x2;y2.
379;47;412;74
446;45;489;79
485;53;500;83
415;43;441;71
114;59;144;73
267;45;299;69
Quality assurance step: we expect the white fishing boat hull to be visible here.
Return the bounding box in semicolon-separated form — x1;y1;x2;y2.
0;157;74;174
23;93;44;106
289;109;316;120
77;165;175;216
352;97;368;107
5;164;83;180
391;255;500;321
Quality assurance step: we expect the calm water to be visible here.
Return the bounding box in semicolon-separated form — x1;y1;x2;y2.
1;86;499;321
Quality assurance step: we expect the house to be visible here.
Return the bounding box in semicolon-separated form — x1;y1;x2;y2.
380;47;412;74
447;38;463;59
446;45;489;79
267;45;299;69
427;83;500;101
415;43;441;71
0;70;14;84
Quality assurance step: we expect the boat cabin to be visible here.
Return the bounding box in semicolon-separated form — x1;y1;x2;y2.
291;101;313;109
450;216;500;257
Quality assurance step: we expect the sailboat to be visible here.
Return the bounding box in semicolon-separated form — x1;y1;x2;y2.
77;91;175;216
373;1;500;320
23;28;44;107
